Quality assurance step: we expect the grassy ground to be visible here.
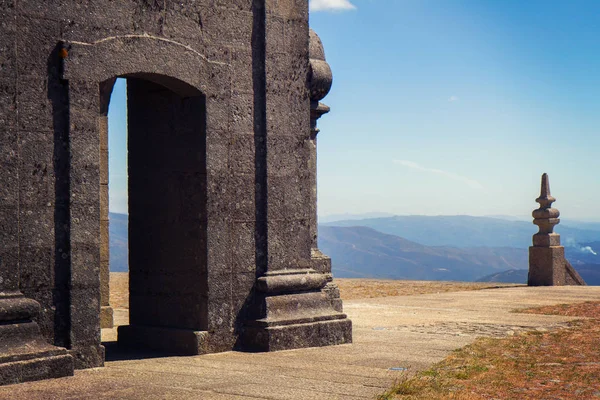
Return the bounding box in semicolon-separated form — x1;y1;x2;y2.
378;301;600;400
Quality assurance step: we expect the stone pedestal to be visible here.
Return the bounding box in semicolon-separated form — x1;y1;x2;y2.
311;249;343;312
528;246;566;286
0;293;74;385
240;270;352;351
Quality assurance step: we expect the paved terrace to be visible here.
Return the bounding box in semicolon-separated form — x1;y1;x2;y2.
2;286;600;399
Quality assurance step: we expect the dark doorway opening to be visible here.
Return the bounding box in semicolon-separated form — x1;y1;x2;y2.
101;75;208;359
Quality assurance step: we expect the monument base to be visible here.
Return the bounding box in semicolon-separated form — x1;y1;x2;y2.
242;318;352;352
528;246;566;286
0;293;74;385
118;325;209;355
241;269;352;351
311;249;343;312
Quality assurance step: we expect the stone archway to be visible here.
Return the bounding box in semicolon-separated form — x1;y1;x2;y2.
0;2;351;385
62;36;230;362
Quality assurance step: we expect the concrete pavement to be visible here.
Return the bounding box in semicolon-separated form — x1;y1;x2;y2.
1;285;599;399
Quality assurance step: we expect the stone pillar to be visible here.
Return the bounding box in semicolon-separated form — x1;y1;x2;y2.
98;79;114;330
308;30;342;312
0;293;75;385
238;3;351;351
0;37;74;384
528;173;585;286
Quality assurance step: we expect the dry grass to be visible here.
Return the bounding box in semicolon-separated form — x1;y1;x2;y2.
379;301;600;399
518;301;600;318
109;272;129;309
108;273;519;307
336;279;519;300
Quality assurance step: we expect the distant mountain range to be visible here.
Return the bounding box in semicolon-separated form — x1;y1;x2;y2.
319;215;600;282
322;215;600;249
318;212;395;224
109;213;128;272
109;212;600;284
318;225;528;281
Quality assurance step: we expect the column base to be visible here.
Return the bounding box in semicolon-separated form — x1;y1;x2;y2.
118;325;209;355
243;318;352;352
0;293;74;385
0;352;74;386
240;269;352;352
311;249;344;312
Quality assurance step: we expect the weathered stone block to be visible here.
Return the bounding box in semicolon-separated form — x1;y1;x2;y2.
18;133;55;206
206;130;231;172
16;16;60;77
17;79;54;132
267;219;311;270
232;221;256;273
0;80;17;131
70;244;101;288
18;246;53;290
202;7;253;46
0;247;19;291
0;161;18;206
528;246;565;286
19;207;54;248
231;47;253;94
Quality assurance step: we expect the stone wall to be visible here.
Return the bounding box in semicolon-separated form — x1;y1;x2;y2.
0;0;351;383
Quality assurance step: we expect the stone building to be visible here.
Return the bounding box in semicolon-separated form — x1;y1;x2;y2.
0;0;351;385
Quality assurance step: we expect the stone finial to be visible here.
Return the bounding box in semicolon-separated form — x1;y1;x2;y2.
532;173;560;245
309;29;333;102
536;173;556;209
308;29;332;139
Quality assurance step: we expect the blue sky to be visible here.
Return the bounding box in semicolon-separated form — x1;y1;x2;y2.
108;1;600;220
310;0;600;220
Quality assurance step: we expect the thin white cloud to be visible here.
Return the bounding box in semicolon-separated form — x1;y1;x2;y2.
310;0;356;12
448;96;459;102
393;160;484;189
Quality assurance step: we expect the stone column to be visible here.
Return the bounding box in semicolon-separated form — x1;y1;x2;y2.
528;173;585;286
238;3;351;351
98;79;114;330
308;30;342;312
0;40;74;384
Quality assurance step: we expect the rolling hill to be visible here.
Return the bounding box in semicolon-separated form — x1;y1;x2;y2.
322;215;600;248
108;212;600;284
477;264;600;285
109;213;128;272
318;225;528;281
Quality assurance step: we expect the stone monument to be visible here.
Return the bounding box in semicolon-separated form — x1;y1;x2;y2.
528;173;585;286
0;1;351;385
